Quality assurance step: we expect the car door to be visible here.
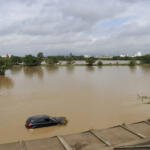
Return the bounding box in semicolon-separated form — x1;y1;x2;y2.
35;118;48;127
41;118;54;127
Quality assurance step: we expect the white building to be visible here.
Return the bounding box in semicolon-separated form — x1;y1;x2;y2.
84;55;90;58
135;52;142;57
120;54;126;57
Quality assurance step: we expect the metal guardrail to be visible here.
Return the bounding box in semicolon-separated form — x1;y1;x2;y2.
90;130;112;146
57;136;73;150
114;145;150;150
120;125;146;139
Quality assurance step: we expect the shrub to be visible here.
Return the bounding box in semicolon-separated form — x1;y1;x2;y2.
0;57;12;75
23;55;41;66
86;57;96;66
66;56;74;65
10;55;22;65
129;59;136;66
45;57;59;65
97;60;103;66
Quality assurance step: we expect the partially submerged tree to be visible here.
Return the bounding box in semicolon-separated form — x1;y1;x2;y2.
0;57;12;75
23;55;41;66
37;52;44;64
66;56;74;65
97;60;103;66
37;52;44;59
129;59;136;66
86;57;96;66
45;56;59;65
0;62;6;75
140;54;150;64
10;55;22;65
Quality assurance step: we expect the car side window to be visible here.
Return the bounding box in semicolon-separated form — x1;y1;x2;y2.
35;118;45;123
44;118;50;122
35;117;51;123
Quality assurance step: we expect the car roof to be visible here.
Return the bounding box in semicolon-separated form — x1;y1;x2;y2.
28;115;50;121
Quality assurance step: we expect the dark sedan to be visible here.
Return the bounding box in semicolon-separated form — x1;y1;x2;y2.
25;115;67;129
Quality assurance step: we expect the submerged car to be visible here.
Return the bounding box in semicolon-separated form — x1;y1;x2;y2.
25;115;67;129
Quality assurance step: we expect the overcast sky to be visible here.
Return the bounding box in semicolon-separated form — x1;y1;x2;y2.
0;0;150;56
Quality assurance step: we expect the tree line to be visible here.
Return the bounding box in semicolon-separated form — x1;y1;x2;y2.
0;52;150;75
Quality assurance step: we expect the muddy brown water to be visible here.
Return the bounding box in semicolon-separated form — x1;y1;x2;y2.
0;65;150;144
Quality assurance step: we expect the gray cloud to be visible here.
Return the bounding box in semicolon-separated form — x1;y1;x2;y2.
0;0;150;56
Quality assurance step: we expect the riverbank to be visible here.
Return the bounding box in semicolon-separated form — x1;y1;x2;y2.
1;59;149;75
13;60;143;66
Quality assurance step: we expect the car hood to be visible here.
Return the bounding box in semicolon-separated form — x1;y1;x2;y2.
53;117;63;123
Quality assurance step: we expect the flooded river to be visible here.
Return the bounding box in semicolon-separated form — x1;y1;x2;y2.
0;65;150;144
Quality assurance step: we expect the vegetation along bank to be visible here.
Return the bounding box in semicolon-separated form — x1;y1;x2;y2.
0;52;150;75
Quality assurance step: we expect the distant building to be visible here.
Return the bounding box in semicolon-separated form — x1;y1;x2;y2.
120;53;130;57
120;54;126;57
97;56;113;59
135;51;142;57
84;55;90;58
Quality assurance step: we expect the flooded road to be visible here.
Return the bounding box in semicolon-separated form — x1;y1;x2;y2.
0;65;150;144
